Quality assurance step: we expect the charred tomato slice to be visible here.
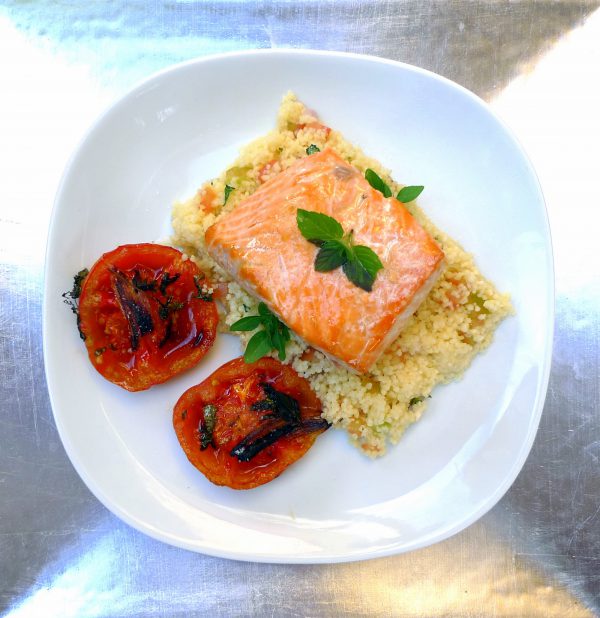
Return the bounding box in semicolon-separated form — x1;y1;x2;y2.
173;357;330;490
78;243;218;391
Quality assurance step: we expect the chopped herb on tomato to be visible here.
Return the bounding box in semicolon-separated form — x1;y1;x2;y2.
62;268;89;340
157;296;185;321
199;404;218;450
159;272;180;295
193;275;214;302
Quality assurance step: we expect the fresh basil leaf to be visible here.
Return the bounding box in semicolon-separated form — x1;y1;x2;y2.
297;209;344;243
244;330;273;364
272;317;290;360
229;315;263;332
270;327;286;360
233;303;290;361
306;144;320;155
265;316;280;336
257;302;271;317
365;169;392;198
224;184;235;204
314;240;349;272
353;245;383;279
343;257;375;292
297;208;384;292
280;321;291;342
396;185;424;203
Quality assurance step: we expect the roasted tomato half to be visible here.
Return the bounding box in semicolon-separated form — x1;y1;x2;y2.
77;243;218;391
173;357;330;490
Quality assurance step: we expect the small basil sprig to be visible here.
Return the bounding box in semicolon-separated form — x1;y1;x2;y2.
306;144;320;155
230;302;290;363
296;209;383;292
365;168;424;203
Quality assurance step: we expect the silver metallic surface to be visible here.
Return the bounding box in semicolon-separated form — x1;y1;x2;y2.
1;1;599;615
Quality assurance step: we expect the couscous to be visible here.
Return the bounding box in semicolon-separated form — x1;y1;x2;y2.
171;93;513;457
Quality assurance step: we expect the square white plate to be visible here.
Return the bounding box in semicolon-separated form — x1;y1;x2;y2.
43;50;553;562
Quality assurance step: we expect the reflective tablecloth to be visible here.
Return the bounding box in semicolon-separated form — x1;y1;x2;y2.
1;2;599;616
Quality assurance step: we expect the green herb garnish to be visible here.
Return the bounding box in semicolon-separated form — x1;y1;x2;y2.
224;184;235;205
193;275;213;302
230;302;291;363
342;257;375;292
199;404;217;450
365;168;392;198
242;330;272;363
409;395;431;409
306;144;320;155
158;296;184;320
468;292;490;315
397;185;424;203
296;209;344;246
296;209;383;292
69;269;89;299
62;268;89;340
314;240;350;271
159;272;180;296
365;168;424;203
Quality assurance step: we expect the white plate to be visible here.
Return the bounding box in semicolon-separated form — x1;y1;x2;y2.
43;50;553;563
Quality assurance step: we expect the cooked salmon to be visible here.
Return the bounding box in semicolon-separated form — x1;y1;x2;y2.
205;149;444;373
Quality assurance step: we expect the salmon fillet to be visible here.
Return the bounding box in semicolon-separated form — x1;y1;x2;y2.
205;149;444;373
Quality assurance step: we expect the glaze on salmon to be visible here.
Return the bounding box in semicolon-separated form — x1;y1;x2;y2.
205;149;444;373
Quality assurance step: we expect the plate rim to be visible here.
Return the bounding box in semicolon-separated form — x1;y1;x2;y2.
43;48;555;563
